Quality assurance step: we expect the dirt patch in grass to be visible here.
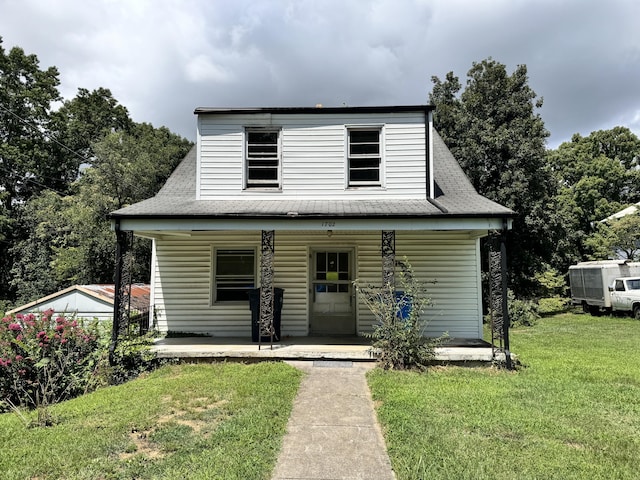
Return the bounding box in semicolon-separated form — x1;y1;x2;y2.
119;398;229;460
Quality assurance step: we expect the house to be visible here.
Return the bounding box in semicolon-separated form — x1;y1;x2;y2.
6;284;151;322
109;105;514;342
602;201;640;221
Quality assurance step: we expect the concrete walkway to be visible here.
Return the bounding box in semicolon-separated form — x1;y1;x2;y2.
271;360;396;480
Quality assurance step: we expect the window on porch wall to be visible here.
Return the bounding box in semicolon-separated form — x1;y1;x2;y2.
213;249;256;302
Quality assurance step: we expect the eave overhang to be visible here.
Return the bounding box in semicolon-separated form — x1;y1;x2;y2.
112;213;513;233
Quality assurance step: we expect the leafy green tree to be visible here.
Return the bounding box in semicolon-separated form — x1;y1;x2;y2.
586;213;640;261
430;58;560;296
89;122;192;210
0;37;61;210
8;122;193;306
8;191;63;304
0;38;62;301
45;87;134;191
547;127;640;265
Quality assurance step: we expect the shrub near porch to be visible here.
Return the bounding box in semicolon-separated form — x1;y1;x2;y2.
368;313;640;480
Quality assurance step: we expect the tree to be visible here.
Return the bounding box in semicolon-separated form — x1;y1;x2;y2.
9;124;193;305
0;37;61;211
547;127;640;265
430;58;560;296
45;87;134;192
0;38;62;301
586;213;640;261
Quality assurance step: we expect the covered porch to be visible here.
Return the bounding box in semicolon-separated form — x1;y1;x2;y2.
151;335;508;365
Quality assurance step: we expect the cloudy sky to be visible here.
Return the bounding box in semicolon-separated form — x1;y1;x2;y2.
1;0;639;148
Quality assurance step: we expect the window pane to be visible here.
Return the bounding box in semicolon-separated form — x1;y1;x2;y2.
327;252;338;272
350;168;380;183
248;144;278;157
215;250;255;302
217;250;254;276
350;130;379;143
350;130;380;156
350;158;380;169
248;167;279;181
248;131;278;145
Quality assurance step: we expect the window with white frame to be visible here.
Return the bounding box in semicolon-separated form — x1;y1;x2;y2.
348;128;381;186
245;129;280;188
213;249;256;302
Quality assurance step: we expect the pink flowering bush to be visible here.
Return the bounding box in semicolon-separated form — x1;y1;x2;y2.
0;310;103;413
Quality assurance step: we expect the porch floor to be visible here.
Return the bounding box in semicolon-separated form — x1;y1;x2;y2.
152;336;504;364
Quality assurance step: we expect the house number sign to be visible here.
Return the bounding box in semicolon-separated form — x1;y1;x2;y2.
321;221;336;227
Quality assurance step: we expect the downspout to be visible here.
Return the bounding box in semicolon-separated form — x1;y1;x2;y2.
425;107;432;199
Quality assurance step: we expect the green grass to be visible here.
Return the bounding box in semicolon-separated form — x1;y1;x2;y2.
0;362;302;480
368;313;640;480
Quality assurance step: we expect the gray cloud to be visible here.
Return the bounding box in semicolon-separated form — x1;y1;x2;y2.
1;0;638;148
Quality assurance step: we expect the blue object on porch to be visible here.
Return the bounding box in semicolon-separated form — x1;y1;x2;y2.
395;291;412;320
248;287;284;342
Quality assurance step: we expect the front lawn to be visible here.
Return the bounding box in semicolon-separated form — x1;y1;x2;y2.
0;362;302;480
368;313;640;480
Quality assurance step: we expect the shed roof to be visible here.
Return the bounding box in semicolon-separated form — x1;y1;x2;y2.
6;284;151;316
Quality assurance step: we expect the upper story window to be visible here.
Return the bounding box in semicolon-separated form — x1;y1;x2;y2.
245;129;281;189
348;128;381;186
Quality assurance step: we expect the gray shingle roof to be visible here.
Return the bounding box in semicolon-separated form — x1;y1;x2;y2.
111;129;513;220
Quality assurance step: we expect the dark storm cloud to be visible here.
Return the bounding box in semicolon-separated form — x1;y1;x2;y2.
0;0;638;147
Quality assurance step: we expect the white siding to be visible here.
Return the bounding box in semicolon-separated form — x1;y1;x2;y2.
197;112;427;200
152;230;484;339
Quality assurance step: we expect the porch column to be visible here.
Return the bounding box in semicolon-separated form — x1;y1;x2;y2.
488;226;513;369
109;226;133;365
381;230;396;315
259;230;275;347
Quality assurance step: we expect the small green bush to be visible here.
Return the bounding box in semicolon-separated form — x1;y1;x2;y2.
537;296;569;315
354;261;446;370
507;290;540;327
107;333;168;385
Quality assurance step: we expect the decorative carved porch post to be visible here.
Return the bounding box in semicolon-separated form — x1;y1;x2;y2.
488;227;513;369
382;230;396;318
259;230;275;349
109;226;133;365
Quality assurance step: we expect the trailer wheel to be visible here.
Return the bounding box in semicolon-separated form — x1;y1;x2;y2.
633;304;640;320
588;305;601;316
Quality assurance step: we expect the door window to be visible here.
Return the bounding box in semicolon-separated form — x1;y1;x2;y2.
315;251;349;292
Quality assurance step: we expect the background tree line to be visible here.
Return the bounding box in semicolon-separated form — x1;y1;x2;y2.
1;40;639;311
0;38;193;311
430;58;640;298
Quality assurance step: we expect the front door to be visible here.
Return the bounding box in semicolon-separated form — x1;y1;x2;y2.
310;250;355;335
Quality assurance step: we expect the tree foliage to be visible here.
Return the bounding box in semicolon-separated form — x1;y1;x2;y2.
430;58;560;296
547;127;640;266
0;37;61;211
585;213;640;261
0;39;193;307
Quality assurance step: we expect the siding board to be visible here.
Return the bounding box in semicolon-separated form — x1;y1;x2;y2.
197;112;426;200
152;230;483;339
